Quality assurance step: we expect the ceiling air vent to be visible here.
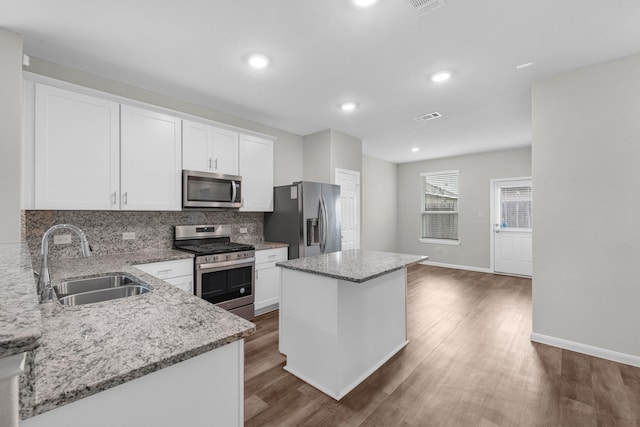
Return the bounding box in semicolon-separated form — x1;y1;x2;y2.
406;0;446;14
413;112;442;122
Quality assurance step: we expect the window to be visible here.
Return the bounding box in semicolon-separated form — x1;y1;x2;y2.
421;170;460;244
500;186;532;229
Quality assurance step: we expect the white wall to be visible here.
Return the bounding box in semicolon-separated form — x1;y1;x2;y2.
532;52;640;360
361;155;397;252
397;147;531;269
24;57;303;186
0;28;23;242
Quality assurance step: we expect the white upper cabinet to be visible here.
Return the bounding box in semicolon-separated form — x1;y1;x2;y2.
239;134;273;212
120;105;182;211
212;127;239;176
34;84;120;210
182;119;239;176
25;78;275;212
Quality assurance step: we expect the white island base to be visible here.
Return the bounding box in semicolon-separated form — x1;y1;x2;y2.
279;268;408;400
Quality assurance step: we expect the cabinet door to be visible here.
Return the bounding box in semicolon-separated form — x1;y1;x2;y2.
239;134;273;212
34;84;120;210
120;105;182;211
182;119;213;172
255;264;281;311
212;127;239;175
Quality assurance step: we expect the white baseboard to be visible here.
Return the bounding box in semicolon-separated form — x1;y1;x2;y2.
418;260;493;274
530;332;640;368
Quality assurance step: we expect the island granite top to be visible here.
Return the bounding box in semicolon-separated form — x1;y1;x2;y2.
13;249;255;419
0;242;42;359
254;241;289;250
276;249;428;283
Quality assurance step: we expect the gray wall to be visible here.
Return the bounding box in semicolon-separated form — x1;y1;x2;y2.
397;147;531;269
361;155;397;252
330;130;362;181
532;53;640;358
25;57;303;186
0;28;23;242
303;129;362;184
302;129;332;183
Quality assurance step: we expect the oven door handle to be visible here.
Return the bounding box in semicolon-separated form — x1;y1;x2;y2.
198;258;255;270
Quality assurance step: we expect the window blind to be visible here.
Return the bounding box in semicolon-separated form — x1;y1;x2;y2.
500;186;532;229
421;170;459;241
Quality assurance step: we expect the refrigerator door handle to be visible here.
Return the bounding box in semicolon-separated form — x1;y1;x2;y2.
320;196;329;252
318;198;324;252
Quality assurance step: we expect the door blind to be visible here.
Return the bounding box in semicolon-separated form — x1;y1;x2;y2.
500;186;532;229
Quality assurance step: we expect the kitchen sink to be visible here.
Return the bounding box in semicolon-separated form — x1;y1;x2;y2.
53;274;152;306
57;284;152;306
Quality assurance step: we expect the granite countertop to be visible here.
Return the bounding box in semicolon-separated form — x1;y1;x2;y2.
276;249;428;283
14;249;255;418
254;241;289;250
0;243;42;359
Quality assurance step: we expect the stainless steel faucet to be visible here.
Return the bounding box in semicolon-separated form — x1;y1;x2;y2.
38;223;92;302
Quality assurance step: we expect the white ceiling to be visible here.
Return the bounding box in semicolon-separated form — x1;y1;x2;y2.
3;0;640;163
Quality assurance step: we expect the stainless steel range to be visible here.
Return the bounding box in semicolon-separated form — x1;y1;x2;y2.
174;224;255;321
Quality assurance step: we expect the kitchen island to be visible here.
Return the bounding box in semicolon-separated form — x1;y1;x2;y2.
0;244;254;427
276;249;427;400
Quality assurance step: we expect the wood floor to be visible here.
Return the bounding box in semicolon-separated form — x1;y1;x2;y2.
243;264;640;426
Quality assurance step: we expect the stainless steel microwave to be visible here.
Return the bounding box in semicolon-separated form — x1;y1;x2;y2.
182;170;242;209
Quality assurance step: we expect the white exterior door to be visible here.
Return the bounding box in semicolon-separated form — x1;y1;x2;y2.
493;178;533;276
335;169;360;250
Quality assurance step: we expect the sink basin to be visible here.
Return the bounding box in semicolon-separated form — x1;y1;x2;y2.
57;285;152;306
53;274;140;298
52;274;152;306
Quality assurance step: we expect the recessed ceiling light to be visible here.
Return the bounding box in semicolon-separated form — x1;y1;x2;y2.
341;102;357;112
412;147;420;152
354;0;377;7
516;62;534;70
248;54;269;69
431;71;451;83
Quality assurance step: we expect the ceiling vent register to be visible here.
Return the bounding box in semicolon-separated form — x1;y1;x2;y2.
413;112;442;122
406;0;446;14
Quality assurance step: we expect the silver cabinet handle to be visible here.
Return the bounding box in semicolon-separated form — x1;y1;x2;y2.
112;192;117;205
215;158;218;170
209;158;212;170
123;192;128;205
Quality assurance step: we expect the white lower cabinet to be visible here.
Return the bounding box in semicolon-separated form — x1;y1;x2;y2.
254;247;287;315
20;340;244;427
135;259;194;294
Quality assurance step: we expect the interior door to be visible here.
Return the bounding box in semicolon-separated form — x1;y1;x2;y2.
335;169;360;250
493;179;533;276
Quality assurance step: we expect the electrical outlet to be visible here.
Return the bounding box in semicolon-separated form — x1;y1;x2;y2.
122;232;136;240
53;234;72;245
239;227;248;234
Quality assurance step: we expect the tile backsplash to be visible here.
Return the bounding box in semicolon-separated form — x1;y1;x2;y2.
24;210;264;261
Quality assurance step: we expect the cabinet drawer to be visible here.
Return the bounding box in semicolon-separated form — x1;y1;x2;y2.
255;247;287;265
135;259;193;279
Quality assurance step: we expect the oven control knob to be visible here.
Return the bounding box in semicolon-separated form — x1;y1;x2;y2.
239;287;245;294
226;254;231;260
213;256;218;261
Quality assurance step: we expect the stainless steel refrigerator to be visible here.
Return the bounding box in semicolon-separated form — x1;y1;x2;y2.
264;182;341;259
